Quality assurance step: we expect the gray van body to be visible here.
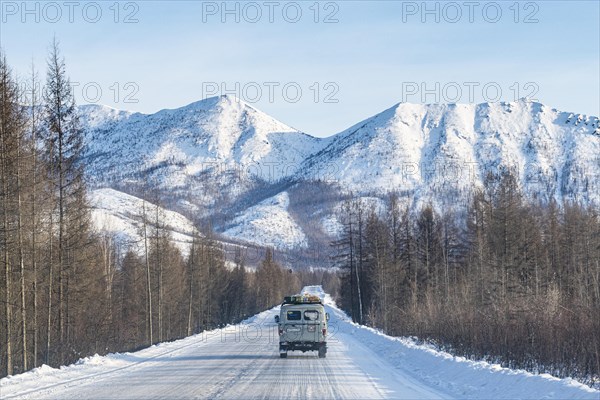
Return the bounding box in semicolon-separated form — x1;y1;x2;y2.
278;303;327;358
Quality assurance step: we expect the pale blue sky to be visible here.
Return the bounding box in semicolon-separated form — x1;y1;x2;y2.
1;0;598;137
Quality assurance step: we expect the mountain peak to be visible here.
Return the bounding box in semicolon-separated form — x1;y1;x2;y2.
80;93;326;202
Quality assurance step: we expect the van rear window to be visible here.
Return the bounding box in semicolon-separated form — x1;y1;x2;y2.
304;310;319;321
286;310;301;320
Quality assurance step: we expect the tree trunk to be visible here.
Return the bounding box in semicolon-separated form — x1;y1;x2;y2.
30;72;39;367
17;135;28;371
355;204;364;324
0;84;14;374
155;204;163;342
142;200;153;345
46;171;54;365
187;238;195;337
2;159;13;376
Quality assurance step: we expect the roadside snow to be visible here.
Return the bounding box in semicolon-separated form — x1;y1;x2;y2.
0;307;279;400
302;286;599;400
2;286;597;400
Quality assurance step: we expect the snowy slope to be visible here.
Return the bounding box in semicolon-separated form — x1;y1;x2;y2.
220;191;308;250
81;95;325;187
90;188;197;256
221;192;389;251
318;196;388;239
2;286;596;400
299;100;600;208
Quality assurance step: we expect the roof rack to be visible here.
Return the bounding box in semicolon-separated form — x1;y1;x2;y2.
282;294;322;305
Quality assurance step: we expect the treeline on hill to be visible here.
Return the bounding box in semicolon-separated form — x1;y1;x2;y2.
333;174;600;386
0;45;300;378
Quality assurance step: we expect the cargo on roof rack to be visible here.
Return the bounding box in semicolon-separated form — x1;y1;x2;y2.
282;294;322;305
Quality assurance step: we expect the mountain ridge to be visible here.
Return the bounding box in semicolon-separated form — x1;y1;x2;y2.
80;96;600;252
297;99;599;206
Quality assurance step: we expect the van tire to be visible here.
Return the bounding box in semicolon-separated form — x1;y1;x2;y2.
318;347;326;358
280;352;287;358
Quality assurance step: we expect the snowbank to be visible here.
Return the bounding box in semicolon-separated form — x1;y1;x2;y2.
301;285;599;400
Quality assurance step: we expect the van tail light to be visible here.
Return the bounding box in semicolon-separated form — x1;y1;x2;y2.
279;328;283;335
322;328;327;336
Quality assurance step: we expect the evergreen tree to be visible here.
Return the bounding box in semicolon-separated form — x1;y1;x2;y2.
42;38;87;364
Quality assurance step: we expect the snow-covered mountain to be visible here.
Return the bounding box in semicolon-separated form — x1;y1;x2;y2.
81;95;326;215
81;97;600;253
299;100;600;207
81;95;324;181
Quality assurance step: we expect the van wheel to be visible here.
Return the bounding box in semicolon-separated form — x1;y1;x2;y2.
280;352;287;358
318;347;326;358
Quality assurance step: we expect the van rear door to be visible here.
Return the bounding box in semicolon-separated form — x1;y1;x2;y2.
281;305;326;343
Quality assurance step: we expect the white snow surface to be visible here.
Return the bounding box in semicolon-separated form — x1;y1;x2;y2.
221;191;308;250
1;286;596;400
90;188;197;256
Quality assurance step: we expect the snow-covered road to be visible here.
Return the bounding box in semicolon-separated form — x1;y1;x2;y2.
1;287;597;400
